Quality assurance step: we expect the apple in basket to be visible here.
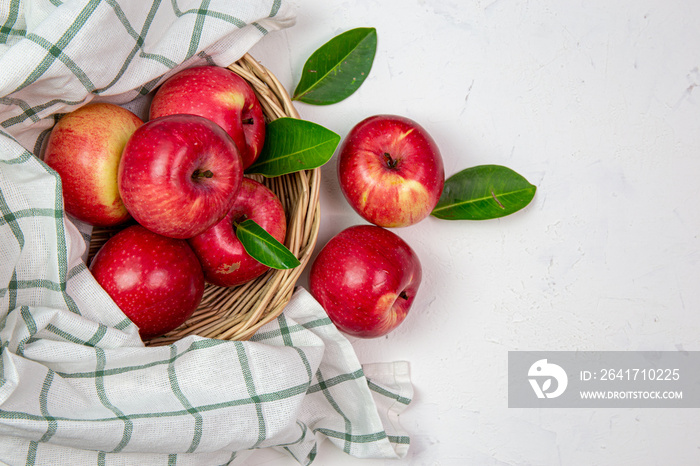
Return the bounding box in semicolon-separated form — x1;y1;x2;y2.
337;114;445;228
188;177;287;287
118;114;243;239
89;225;205;340
149;65;266;169
309;224;422;338
43;103;143;227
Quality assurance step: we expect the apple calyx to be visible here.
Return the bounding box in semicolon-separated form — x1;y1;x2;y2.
242;118;255;125
398;291;409;300
383;152;400;169
191;169;214;180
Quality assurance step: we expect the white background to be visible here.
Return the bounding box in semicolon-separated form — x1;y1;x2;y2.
246;0;700;464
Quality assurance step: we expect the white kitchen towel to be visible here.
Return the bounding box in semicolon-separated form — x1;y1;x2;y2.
0;1;412;464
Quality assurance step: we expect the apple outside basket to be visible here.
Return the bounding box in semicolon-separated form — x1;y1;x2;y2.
88;54;322;345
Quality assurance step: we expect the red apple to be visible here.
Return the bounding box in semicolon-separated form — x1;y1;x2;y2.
118;114;243;239
337;114;445;228
149;65;265;169
89;225;205;340
188;178;287;287
309;224;422;338
43;103;143;226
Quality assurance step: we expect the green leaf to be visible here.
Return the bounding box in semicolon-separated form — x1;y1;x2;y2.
245;117;340;177
236;219;300;270
431;165;537;220
293;27;377;105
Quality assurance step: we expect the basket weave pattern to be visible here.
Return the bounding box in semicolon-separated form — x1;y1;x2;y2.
89;54;321;345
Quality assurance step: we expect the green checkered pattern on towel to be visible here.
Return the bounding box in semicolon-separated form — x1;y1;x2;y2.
0;1;411;464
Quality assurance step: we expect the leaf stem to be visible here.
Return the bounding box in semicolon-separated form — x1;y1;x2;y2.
232;215;248;231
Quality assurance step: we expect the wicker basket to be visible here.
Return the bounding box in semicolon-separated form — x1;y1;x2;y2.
89;54;322;345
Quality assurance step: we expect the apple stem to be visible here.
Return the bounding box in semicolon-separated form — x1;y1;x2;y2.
242;118;254;125
383;152;399;169
192;169;214;180
399;291;409;300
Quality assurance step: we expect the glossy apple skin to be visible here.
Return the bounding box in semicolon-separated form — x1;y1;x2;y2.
118;114;243;239
337;114;445;228
188;177;287;287
89;225;205;340
309;224;422;338
149;65;265;169
43;103;143;226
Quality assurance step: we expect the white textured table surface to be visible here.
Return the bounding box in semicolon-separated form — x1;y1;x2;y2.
247;1;700;464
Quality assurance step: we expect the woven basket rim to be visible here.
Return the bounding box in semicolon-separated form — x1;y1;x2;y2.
89;53;321;345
